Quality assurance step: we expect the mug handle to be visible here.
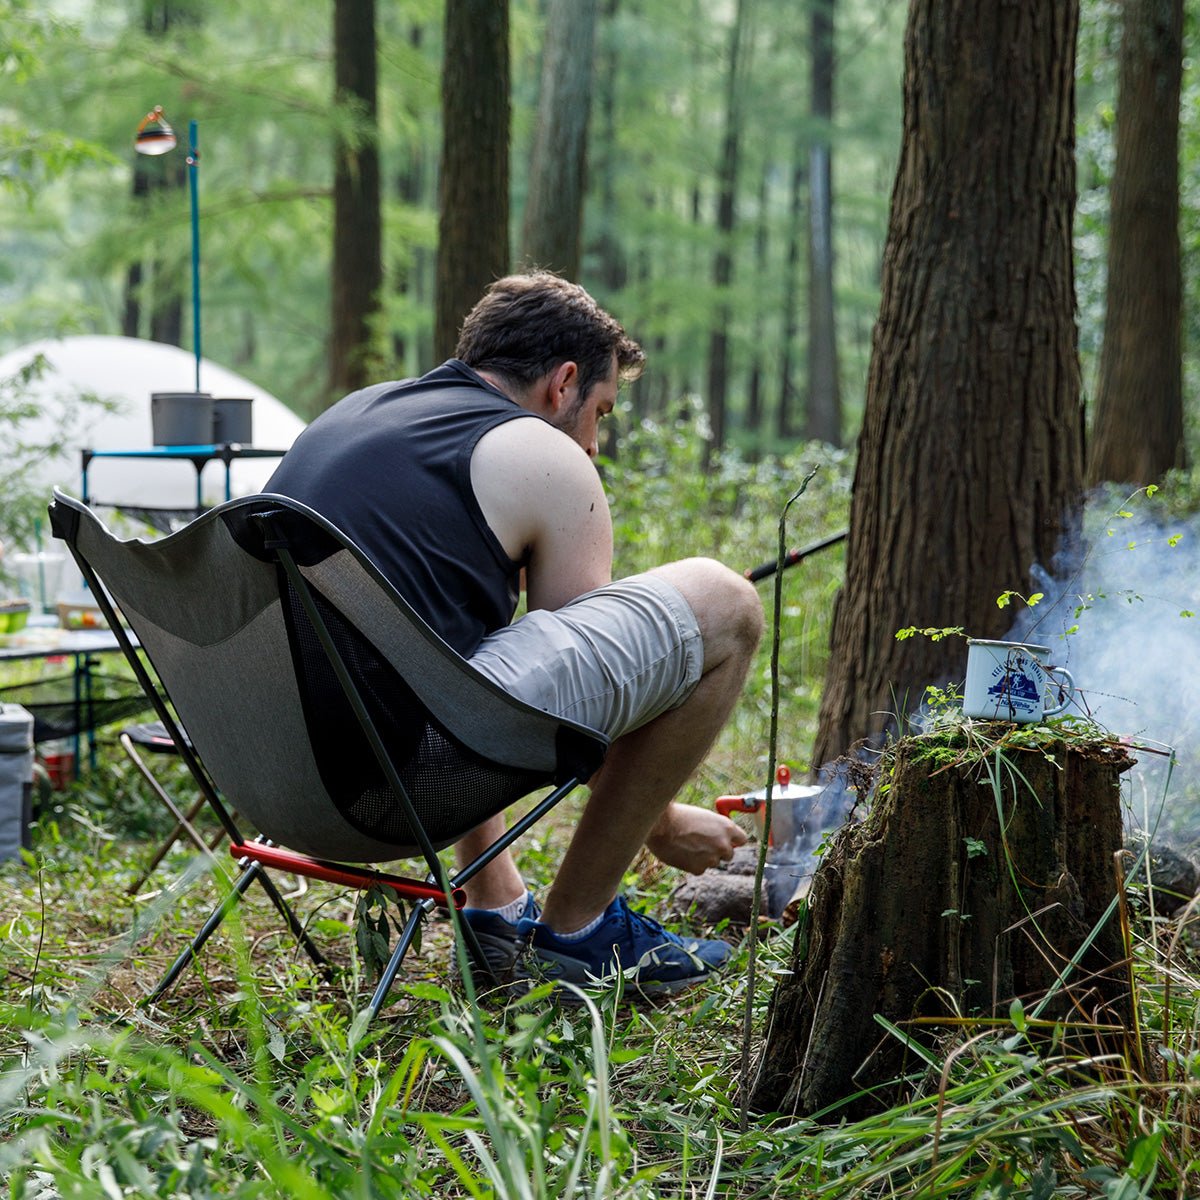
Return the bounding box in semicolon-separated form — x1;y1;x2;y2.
1043;665;1075;717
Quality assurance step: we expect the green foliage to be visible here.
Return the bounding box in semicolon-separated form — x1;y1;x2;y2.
353;884;416;981
2;264;1200;1198
4;0;1198;470
0;354;115;578
896;591;1044;646
0;0;908;435
4;647;1200;1197
896;624;965;642
0;3;117;201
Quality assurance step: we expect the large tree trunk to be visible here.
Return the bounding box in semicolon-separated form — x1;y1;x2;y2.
519;0;599;280
434;0;510;362
751;736;1134;1117
804;0;841;446
329;0;383;406
1087;0;1184;486
811;1;1085;770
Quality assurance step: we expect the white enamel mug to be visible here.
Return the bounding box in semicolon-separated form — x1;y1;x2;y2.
962;639;1075;723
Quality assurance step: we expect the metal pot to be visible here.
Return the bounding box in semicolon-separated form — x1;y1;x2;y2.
715;764;826;849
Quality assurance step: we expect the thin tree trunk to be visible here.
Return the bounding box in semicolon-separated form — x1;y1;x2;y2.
123;170;149;338
745;160;770;444
588;0;626;292
435;0;510;362
520;0;599;279
777;148;805;441
1087;0;1184;485
804;0;841;446
704;0;751;465
329;0;382;405
126;3;191;348
392;21;426;375
126;131;186;345
147;155;186;347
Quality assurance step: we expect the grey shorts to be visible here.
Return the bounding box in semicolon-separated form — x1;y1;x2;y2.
468;574;704;739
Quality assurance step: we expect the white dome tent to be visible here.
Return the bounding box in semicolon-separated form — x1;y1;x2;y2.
0;335;306;607
0;335;306;509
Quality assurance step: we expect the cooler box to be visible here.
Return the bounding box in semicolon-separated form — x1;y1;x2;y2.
0;703;34;862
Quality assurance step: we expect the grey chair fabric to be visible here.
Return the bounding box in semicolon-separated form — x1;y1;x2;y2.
50;491;608;863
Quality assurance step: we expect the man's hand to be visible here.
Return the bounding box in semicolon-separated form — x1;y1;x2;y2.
645;802;749;875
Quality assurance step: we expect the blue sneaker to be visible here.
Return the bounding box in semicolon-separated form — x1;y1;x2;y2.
457;892;540;983
514;895;731;997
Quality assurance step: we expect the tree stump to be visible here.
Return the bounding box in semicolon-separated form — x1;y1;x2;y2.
749;733;1134;1117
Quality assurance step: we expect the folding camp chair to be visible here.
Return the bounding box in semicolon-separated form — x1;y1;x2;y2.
49;490;609;1019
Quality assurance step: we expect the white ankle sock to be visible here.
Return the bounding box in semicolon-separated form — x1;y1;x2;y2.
486;892;530;925
556;912;605;942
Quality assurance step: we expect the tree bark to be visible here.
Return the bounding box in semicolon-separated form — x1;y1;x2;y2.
704;0;751;464
434;0;510;362
1087;0;1184;486
804;0;841;446
519;0;599;280
124;2;190;346
751;736;1134;1117
811;1;1085;770
744;160;770;444
391;21;427;377
776;148;804;441
329;0;383;406
587;0;626;293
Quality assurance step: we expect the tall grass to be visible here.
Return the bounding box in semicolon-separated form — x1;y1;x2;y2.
7;913;1200;1197
4;435;1200;1196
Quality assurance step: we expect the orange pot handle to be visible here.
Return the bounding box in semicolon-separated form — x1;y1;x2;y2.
715;795;761;817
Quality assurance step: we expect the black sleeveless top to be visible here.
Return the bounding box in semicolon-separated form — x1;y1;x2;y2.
265;360;533;656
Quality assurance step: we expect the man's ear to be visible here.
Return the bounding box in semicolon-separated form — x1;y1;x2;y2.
545;360;579;414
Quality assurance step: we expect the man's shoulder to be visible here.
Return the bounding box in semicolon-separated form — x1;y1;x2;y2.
472;418;603;512
474;409;577;459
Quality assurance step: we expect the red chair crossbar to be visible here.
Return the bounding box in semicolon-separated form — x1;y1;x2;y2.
230;841;466;909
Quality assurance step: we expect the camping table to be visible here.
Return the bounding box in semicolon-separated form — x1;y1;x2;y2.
0;623;144;777
80;444;288;512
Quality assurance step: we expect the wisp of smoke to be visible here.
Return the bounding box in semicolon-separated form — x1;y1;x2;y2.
1007;490;1200;836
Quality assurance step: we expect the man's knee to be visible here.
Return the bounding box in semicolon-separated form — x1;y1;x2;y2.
651;556;763;656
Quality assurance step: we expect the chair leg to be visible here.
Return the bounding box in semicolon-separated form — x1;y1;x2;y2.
367;898;433;1020
145;860;261;1004
249;866;332;976
146;859;334;1005
362;896;499;1026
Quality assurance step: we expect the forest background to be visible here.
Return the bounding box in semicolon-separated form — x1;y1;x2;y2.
6;4;1200;1194
5;0;1190;454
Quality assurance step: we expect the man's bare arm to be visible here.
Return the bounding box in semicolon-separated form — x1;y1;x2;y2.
471;417;613;612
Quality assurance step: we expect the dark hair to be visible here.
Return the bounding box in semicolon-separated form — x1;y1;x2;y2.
456;272;645;400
